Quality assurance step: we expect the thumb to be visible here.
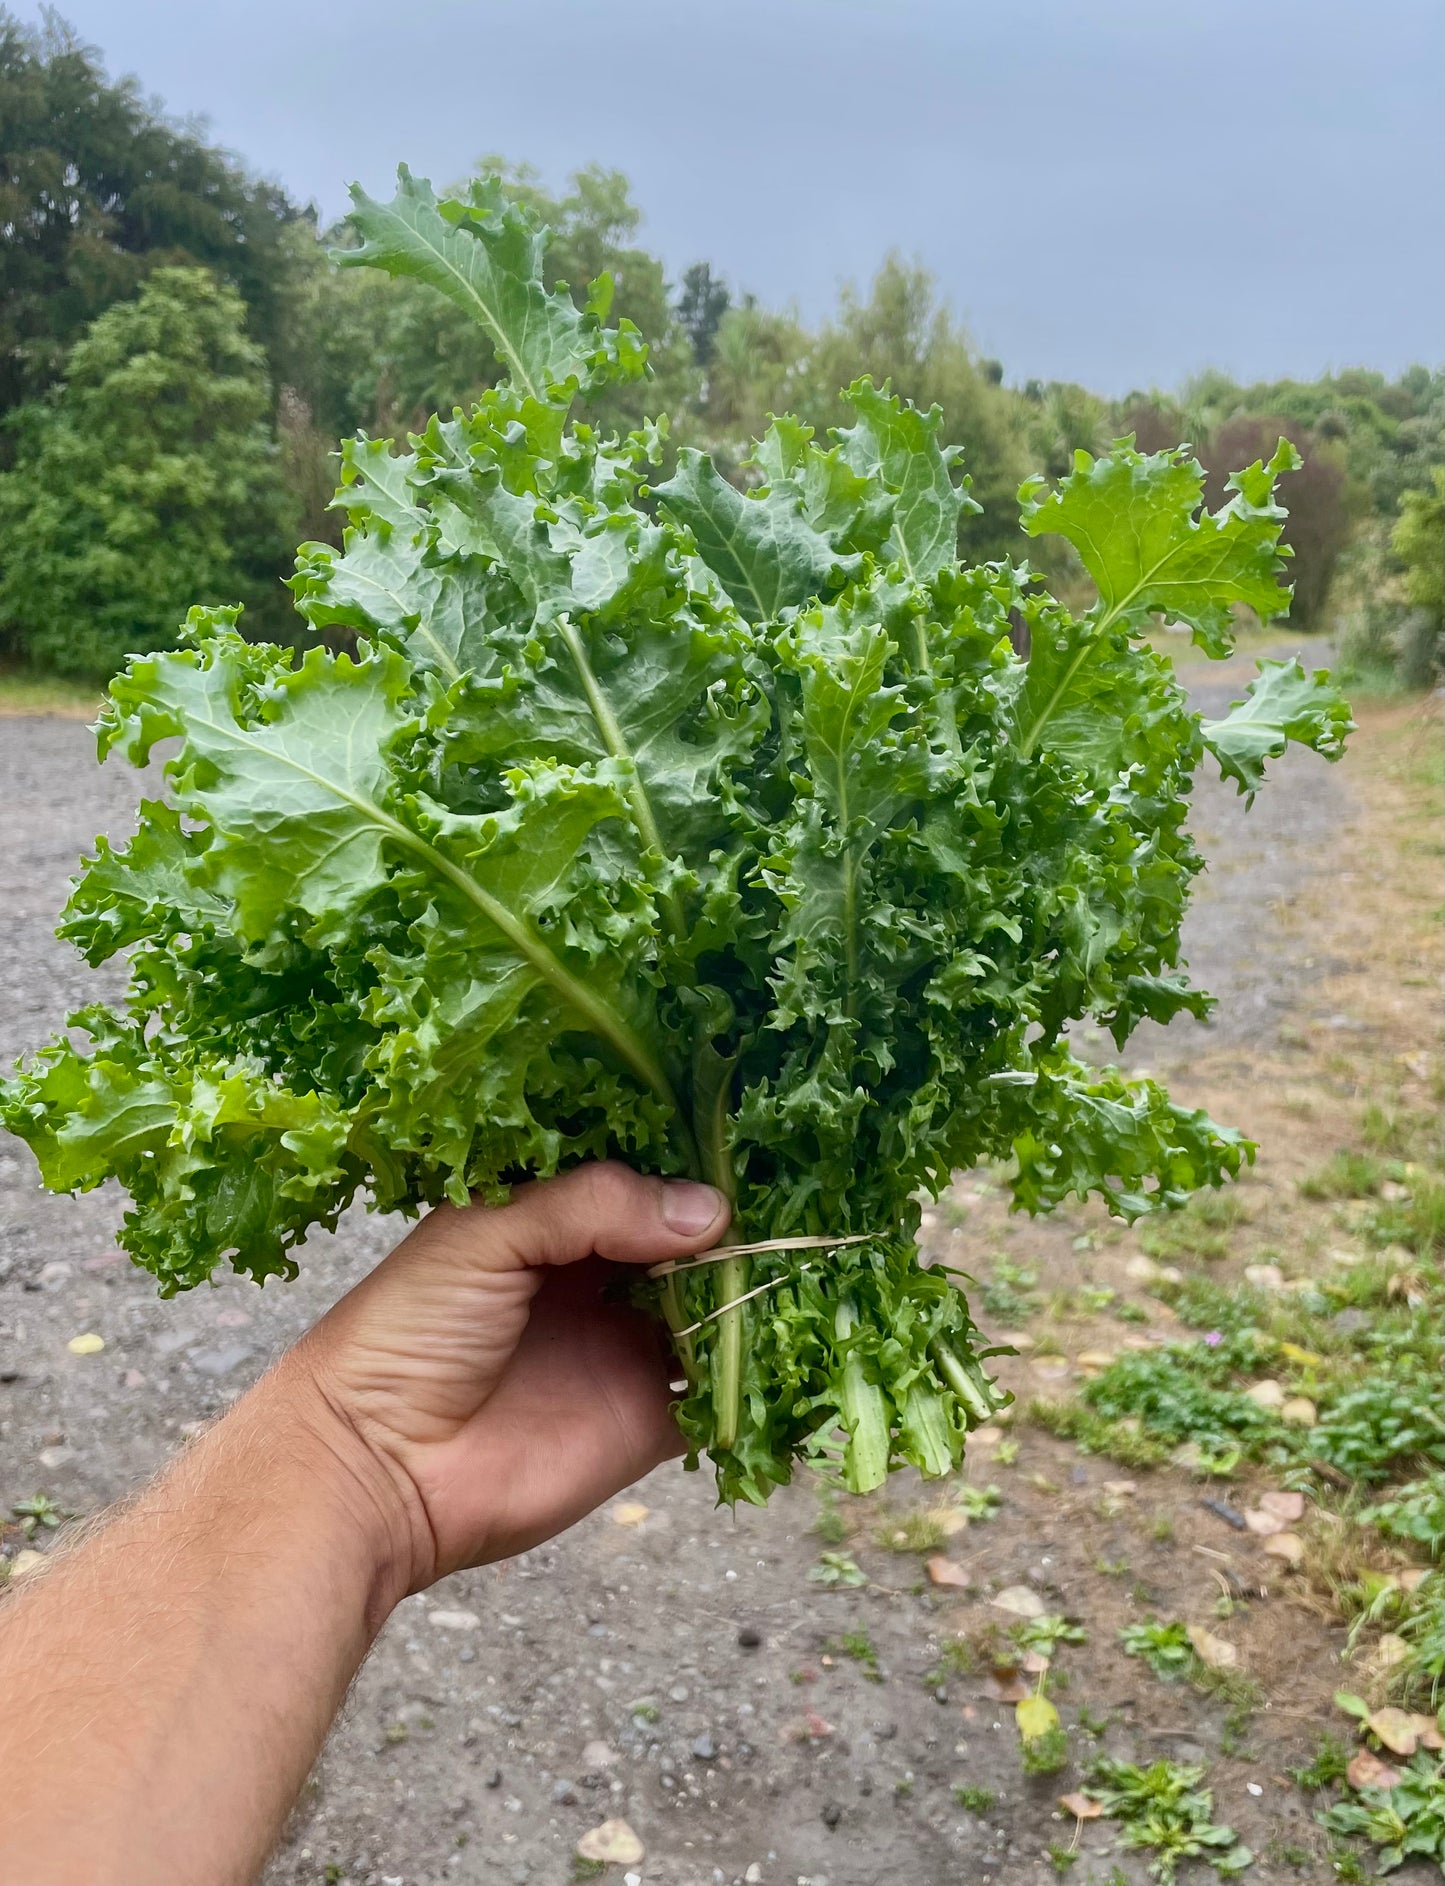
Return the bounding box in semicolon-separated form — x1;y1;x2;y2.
418;1162;730;1275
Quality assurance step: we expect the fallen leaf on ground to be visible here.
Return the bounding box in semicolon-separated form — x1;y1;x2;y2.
1058;1792;1104;1820
576;1819;644;1865
926;1555;970;1589
1369;1633;1411;1671
1366;1708;1425;1756
610;1502;649;1527
933;1509;969;1539
972;1426;1003;1446
1244;1508;1290;1536
985;1670;1030;1703
1416;1718;1444;1752
778;1710;834;1743
991;1585;1046;1619
1347;1750;1403;1791
1278;1342;1324;1367
1261;1531;1304;1565
1016;1695;1059;1740
66;1332;104;1355
1187;1625;1240;1670
1020;1650;1051;1676
1076;1350;1116;1370
1102;1480;1138;1497
1258;1489;1306;1521
1398;1567;1429;1592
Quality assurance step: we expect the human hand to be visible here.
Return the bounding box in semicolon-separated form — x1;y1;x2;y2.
278;1164;729;1596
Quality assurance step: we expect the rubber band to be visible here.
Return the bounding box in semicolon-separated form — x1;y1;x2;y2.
647;1231;872;1282
672;1263;816;1339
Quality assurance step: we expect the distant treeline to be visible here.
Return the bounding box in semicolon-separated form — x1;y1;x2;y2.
1;12;1440;681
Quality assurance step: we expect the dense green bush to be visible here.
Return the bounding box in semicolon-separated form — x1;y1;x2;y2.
0;267;291;678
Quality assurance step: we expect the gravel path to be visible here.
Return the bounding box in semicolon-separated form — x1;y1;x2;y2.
0;653;1350;1886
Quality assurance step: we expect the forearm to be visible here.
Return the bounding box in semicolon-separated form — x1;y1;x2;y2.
0;1359;413;1886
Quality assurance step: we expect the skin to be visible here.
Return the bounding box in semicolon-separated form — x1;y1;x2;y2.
0;1162;729;1886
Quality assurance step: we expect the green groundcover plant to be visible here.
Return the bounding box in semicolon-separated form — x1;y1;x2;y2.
0;170;1352;1503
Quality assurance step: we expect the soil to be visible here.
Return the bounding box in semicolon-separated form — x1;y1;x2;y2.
0;652;1438;1886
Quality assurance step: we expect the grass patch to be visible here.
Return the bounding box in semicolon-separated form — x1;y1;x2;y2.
1083;1758;1253;1883
0;666;101;717
953;1783;995;1814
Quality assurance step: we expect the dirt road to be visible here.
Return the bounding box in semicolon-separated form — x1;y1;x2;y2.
0;646;1390;1886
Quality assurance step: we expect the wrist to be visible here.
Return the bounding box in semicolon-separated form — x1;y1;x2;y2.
220;1353;433;1624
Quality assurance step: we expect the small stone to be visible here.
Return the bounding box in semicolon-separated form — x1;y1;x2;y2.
1259;1489;1306;1521
971;1425;1003;1446
581;1740;618;1770
429;1609;482;1631
745;1867;764;1884
691;1734;717;1761
821;1801;842;1828
1244;1508;1289;1535
1186;1625;1238;1670
926;1555;969;1589
990;1585;1046;1619
1076;1350;1116;1370
575;1818;644;1866
1103;1480;1138;1497
1280;1397;1318;1427
1125;1254;1161;1282
190;1344;253;1378
1244;1378;1286;1408
9;1549;48;1580
1262;1530;1305;1565
669;1683;690;1702
37;1261;72;1289
122;1369;147;1389
36;1446;74;1470
552;1778;578;1804
1243;1263;1284;1290
737;1625;762;1648
483;1767;503;1789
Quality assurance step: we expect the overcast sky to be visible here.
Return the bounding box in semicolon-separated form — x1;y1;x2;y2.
34;0;1445;394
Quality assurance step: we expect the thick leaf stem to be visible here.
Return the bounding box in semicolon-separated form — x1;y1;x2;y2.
694;1068;743;1453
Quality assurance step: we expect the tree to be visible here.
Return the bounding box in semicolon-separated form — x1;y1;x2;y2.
1200;414;1349;631
676;262;731;366
0;267;292;677
797;255;1031;561
0;9;297;432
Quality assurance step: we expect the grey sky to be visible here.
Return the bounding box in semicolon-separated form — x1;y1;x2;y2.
35;0;1445;394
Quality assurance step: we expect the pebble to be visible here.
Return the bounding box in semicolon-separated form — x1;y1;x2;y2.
820;1802;842;1828
745;1867;764;1884
189;1344;253;1378
669;1684;690;1702
581;1740;618;1770
691;1734;717;1761
429;1610;482;1631
552;1778;578;1804
483;1768;503;1789
1280;1396;1318;1427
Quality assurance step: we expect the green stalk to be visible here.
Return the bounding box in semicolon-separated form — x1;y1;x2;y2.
693;1045;742;1452
932;1338;1000;1425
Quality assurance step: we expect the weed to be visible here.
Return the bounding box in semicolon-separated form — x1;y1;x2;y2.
994;1437;1020;1467
953;1783;995;1814
1152;1515;1176;1545
813;1497;848;1545
983;1255;1042;1322
1288;1734;1350;1791
1322;1749;1445;1874
1020;1723;1070;1775
1027;1397;1171;1469
1119;1619;1196;1681
879;1511;947;1553
808;1551;867;1587
1300;1152;1386;1202
10;1493;63;1537
957;1483;1003;1521
926;1637;981;1687
1046;1840;1079;1871
833;1628;883;1681
1344;1566;1444;1707
1011;1614;1089;1659
894;1773;915;1797
1084;1758;1253;1883
1076;1704;1110;1737
571;1860;607;1883
629;1700;660;1723
1313;1363;1445;1484
1360;1478;1444;1556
